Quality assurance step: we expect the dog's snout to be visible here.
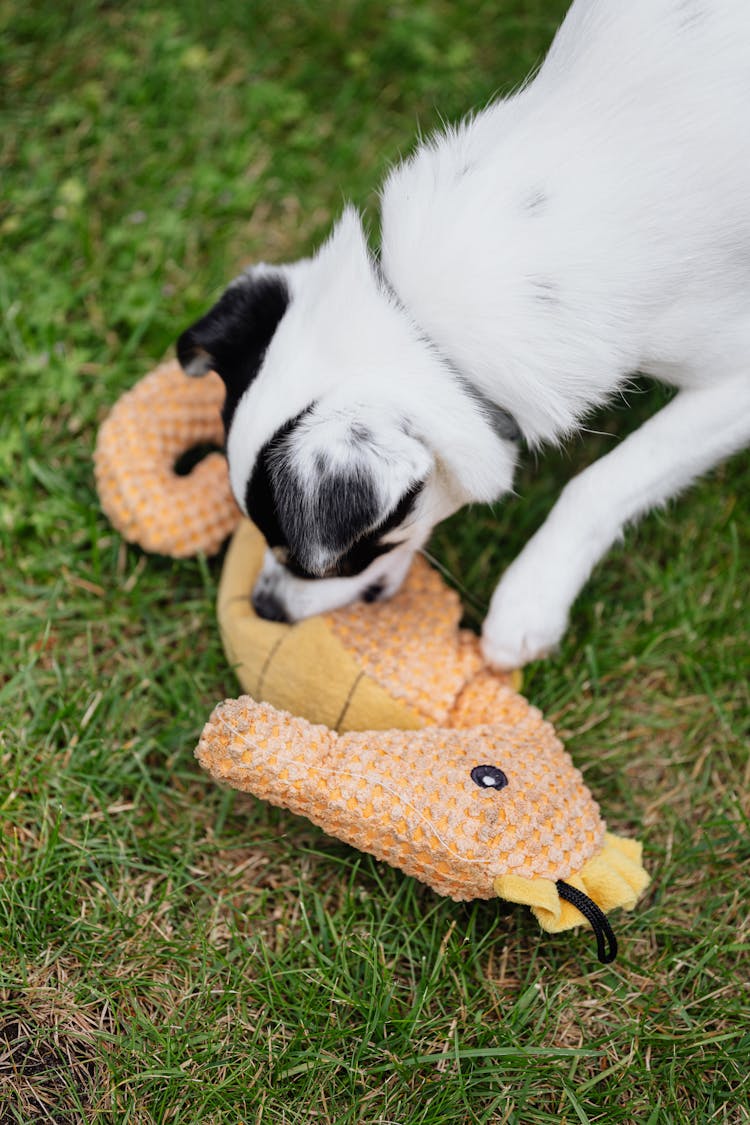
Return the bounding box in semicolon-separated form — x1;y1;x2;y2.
251;589;290;623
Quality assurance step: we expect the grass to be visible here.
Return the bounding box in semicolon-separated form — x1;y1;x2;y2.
1;0;748;1121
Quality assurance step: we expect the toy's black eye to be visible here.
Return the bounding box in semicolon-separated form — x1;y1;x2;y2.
470;765;508;790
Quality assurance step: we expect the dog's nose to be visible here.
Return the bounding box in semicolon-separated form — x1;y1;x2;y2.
251;589;290;623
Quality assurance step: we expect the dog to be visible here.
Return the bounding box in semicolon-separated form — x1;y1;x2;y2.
177;0;750;669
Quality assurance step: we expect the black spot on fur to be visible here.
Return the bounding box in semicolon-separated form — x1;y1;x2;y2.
531;278;560;306
332;483;422;577
349;422;373;444
375;481;422;537
525;188;548;214
247;422;383;577
362;581;385;603
249;444;423;581
176;272;290;434
334;535;396;578
455;375;521;443
245;409;313;550
289;469;381;575
675;0;704;30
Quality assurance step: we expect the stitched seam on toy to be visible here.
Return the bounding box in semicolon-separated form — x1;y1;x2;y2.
333;671;366;731
256;628;299;699
329;623;452;726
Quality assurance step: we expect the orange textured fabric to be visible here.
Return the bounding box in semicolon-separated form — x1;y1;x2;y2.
94;361;240;557
328;562;482;726
197;694;606;901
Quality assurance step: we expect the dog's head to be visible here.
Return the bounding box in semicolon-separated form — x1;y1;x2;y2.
177;209;518;621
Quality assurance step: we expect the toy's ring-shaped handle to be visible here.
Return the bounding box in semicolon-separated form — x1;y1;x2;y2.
94;361;241;558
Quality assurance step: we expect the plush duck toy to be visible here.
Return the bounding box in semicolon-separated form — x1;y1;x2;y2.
95;362;650;962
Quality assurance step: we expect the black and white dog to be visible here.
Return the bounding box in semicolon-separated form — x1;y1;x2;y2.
178;0;750;669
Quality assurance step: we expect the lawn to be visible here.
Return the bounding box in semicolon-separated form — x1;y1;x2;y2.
1;1;748;1121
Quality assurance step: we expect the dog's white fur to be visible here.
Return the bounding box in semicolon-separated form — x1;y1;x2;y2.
206;0;750;666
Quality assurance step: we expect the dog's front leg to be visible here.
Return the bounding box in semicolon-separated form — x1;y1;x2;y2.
481;375;750;669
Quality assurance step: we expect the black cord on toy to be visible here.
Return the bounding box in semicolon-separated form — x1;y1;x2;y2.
556;880;618;964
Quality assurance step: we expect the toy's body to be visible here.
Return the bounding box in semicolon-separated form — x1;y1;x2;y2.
95;361;240;558
201;519;649;950
96;364;650;960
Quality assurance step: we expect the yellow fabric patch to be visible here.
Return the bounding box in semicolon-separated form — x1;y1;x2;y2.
495;834;651;932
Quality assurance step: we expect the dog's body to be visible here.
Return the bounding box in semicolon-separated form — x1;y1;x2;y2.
179;0;750;668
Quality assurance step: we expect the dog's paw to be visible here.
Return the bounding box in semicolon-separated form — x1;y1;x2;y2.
480;581;569;671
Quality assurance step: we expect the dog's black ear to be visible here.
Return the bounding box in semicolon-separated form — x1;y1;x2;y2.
176;271;289;421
